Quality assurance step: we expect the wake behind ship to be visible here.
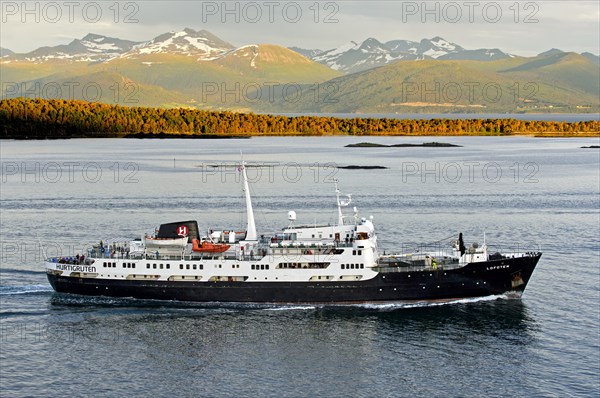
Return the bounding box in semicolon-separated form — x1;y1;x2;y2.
45;163;541;304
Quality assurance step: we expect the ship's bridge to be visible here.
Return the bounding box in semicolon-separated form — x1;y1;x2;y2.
282;223;355;243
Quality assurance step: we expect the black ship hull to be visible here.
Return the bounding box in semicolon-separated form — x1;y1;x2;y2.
47;254;541;303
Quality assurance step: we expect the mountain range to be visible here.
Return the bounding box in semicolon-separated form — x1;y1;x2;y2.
297;36;511;73
1;28;598;113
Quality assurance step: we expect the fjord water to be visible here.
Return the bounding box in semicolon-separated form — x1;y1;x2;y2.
1;137;598;397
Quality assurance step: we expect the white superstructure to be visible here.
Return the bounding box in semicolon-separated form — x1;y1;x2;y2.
46;167;381;284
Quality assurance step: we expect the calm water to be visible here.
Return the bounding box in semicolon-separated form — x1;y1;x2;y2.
1;137;599;397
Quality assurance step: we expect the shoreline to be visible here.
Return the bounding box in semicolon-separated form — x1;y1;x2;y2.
3;132;599;140
2;130;599;140
2;98;598;140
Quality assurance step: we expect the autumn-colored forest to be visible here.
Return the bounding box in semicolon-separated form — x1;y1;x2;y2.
1;98;598;139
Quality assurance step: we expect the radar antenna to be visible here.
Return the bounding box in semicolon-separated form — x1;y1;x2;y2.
335;180;352;226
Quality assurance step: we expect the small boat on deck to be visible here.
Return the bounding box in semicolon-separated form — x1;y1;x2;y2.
192;239;230;253
144;236;188;248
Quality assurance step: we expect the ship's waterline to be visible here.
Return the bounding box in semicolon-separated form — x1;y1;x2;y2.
44;164;541;303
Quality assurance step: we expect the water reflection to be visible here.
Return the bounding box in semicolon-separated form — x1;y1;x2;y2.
47;292;537;350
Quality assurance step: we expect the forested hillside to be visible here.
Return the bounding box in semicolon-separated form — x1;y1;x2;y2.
1;98;597;139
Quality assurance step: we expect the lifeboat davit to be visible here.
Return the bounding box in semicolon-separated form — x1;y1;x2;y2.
192;239;230;253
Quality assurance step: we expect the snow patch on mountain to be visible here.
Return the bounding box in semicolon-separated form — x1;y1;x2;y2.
129;28;234;60
9;33;141;62
225;45;260;67
307;36;509;73
430;37;457;51
327;41;359;57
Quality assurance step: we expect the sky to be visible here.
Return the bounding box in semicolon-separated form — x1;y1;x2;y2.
1;0;599;56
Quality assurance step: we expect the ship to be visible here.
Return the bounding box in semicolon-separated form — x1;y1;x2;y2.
45;162;541;304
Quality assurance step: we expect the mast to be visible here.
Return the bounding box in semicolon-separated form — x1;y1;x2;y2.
335;180;351;226
335;181;343;226
241;161;257;241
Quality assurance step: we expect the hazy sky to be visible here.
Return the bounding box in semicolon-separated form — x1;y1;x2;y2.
1;1;599;55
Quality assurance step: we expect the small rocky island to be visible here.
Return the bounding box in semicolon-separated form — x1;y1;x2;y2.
346;142;462;148
337;165;388;169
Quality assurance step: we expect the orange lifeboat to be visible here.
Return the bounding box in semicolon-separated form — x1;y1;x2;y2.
192;239;230;253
